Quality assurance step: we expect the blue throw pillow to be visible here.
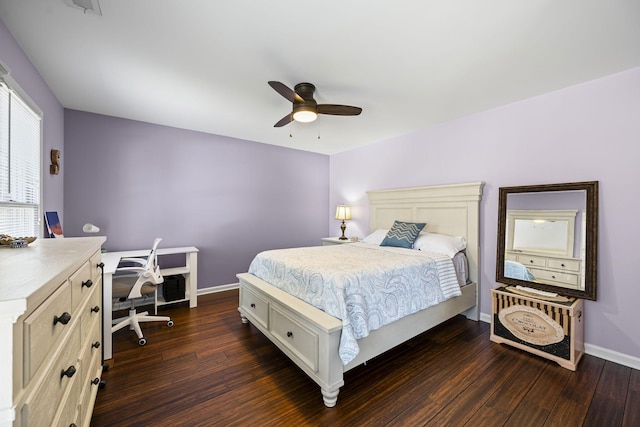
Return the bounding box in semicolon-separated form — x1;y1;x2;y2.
380;221;426;249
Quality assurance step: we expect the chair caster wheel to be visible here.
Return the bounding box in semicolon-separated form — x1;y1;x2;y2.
167;320;174;327
138;337;147;346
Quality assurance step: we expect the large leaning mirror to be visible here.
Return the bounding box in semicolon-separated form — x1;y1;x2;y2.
496;181;598;300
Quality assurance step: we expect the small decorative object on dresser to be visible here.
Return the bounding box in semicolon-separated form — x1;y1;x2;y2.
490;286;584;370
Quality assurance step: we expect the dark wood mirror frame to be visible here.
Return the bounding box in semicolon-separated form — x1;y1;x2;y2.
496;181;598;300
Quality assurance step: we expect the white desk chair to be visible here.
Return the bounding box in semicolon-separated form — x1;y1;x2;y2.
111;238;174;345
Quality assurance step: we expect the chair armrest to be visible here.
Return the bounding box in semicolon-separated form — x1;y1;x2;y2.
115;266;147;274
119;257;146;266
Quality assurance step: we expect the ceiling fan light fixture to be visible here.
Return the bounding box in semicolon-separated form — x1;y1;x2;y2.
293;105;317;123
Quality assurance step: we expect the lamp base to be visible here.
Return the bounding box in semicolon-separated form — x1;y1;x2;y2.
339;221;347;240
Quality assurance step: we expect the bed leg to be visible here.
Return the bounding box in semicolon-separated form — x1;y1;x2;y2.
240;314;249;324
321;388;340;407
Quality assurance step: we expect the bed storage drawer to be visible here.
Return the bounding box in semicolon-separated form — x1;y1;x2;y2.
240;286;269;329
270;306;319;372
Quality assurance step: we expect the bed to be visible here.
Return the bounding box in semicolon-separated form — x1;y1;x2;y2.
237;182;483;407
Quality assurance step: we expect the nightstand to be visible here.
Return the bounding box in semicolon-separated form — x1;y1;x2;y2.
321;237;356;246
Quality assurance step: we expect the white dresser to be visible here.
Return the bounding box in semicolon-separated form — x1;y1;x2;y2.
0;237;105;427
505;250;582;289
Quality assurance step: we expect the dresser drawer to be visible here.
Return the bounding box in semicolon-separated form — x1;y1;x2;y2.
21;326;81;426
240;286;269;329
90;250;103;281
23;280;73;383
547;258;581;272
79;333;103;426
80;315;102;387
70;260;95;311
517;254;546;268
80;283;102;342
270;306;319;372
52;361;82;427
530;268;580;288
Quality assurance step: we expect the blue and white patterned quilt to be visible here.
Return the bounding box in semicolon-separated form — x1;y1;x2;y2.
248;242;461;365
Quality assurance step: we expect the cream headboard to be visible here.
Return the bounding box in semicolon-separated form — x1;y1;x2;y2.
367;182;484;284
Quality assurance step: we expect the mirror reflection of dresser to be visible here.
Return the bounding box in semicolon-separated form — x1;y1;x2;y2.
505;208;582;290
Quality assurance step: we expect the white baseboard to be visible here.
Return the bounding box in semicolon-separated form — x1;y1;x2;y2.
480;311;640;370
197;282;239;296
479;312;491;324
584;343;640;370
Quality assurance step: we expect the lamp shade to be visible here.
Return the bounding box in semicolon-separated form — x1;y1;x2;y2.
335;205;351;221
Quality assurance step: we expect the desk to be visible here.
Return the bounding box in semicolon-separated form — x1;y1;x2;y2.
102;246;198;359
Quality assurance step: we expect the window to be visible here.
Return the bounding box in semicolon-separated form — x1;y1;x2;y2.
0;78;42;238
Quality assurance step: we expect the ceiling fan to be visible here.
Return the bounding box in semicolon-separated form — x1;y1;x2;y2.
268;81;362;127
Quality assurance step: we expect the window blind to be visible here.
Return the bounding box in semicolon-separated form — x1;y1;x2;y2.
0;81;42;237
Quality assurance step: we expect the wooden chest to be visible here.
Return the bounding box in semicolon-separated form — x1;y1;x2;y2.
490;286;584;370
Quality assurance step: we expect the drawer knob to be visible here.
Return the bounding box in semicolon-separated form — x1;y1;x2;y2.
250;303;256;308
92;341;101;349
53;312;71;325
529;260;533;263
61;365;77;378
91;305;100;313
91;377;100;385
70;424;78;427
82;279;93;288
287;331;293;338
561;263;566;267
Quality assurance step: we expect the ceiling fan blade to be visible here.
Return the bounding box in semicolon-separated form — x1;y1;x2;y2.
268;81;304;103
274;113;293;127
317;104;362;116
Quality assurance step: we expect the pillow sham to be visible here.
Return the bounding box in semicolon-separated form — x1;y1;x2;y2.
380;221;426;249
413;232;466;257
361;229;389;245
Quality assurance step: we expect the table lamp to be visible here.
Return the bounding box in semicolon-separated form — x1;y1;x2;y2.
335;205;351;240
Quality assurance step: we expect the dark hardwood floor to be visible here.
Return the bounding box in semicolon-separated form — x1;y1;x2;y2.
92;290;639;427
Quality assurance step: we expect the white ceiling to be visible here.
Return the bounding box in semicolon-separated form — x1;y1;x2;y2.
1;0;639;155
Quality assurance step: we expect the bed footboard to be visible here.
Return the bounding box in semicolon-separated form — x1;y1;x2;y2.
237;272;477;407
237;272;344;407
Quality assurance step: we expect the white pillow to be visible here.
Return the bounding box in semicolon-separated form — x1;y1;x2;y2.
361;229;389;245
413;232;466;257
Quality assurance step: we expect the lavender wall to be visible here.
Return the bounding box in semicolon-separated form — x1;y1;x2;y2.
0;19;65;225
64;110;329;287
330;67;640;360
